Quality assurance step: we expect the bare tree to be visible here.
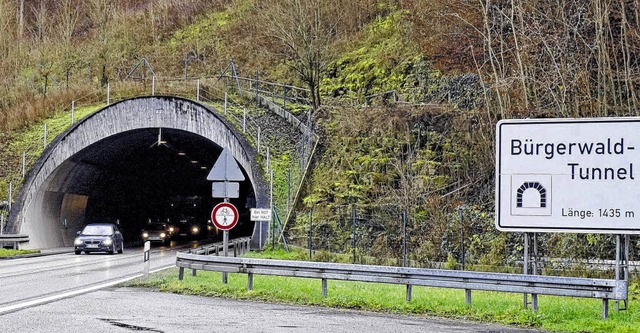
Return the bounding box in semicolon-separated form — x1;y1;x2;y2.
58;0;82;88
256;0;343;111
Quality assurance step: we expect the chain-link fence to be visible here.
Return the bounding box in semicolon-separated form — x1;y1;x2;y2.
282;204;640;279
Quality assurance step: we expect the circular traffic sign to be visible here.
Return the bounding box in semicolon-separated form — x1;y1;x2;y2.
211;202;239;231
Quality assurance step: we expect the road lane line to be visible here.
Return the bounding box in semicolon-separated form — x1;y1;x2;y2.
0;264;174;315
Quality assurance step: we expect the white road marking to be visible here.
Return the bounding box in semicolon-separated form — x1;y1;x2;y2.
0;265;173;315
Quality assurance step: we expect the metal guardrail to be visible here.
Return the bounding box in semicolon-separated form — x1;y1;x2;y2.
185;237;252;256
176;254;628;319
0;234;30;250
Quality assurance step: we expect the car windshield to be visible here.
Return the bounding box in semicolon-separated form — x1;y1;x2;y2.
82;225;114;236
145;224;166;231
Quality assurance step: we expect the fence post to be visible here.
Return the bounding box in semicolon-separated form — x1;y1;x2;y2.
8;182;12;211
283;85;287;110
255;70;259;103
71;100;75;124
460;208;465;270
152;75;156;96
402;209;407;267
107;82;110;105
243;108;246;132
287;168;291;213
309;209;313;260
197;79;200;101
257;127;261;153
266;147;270;174
224;92;228;114
21;152;26;178
43;124;47;149
523;233;529;309
352;205;357;264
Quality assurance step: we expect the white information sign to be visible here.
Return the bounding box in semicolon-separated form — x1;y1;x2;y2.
250;208;272;222
496;118;640;234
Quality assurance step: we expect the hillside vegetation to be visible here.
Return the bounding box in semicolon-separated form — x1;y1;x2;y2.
1;0;639;273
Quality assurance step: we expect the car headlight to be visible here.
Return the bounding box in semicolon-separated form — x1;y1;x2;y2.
168;227;175;232
142;232;149;238
74;238;83;246
103;238;113;246
160;233;166;238
192;226;199;234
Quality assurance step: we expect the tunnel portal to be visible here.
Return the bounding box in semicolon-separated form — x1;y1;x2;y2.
8;96;267;249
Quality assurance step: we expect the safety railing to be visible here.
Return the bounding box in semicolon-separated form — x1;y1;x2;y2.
0;234;30;250
175;254;628;319
185;237;252;256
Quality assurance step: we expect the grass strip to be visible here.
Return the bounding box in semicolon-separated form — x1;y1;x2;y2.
0;249;40;258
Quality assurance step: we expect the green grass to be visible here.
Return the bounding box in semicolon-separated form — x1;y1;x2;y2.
124;249;640;333
0;248;40;257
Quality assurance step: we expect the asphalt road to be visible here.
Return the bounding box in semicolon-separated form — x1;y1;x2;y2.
0;287;546;333
0;245;178;313
0;247;547;333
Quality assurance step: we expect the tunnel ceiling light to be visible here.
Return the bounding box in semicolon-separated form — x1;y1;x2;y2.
178;152;186;156
200;166;207;170
191;160;198;164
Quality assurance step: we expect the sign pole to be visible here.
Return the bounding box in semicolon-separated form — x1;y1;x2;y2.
223;195;229;284
207;148;244;284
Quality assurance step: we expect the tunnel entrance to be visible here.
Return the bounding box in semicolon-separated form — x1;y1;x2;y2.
9;96;266;249
58;128;255;244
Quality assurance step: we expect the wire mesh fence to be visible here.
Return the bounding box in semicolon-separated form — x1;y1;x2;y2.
282;204;640;279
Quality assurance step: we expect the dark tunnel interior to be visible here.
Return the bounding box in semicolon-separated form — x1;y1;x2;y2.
50;127;255;245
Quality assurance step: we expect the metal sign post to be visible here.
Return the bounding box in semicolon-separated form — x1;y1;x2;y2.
211;201;239;284
207;148;245;283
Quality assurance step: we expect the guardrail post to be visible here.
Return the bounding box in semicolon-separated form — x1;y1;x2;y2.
248;273;254;290
465;289;472;305
322;278;328;297
178;267;184;280
602;299;609;319
192;269;197;277
406;285;412;302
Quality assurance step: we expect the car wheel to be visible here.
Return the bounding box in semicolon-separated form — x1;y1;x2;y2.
109;245;115;255
118;243;124;254
75;250;81;255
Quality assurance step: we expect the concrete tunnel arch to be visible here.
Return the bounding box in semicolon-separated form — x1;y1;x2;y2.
8;96;268;249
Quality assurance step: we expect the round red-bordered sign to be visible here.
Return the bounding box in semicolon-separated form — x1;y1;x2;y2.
211;202;239;231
